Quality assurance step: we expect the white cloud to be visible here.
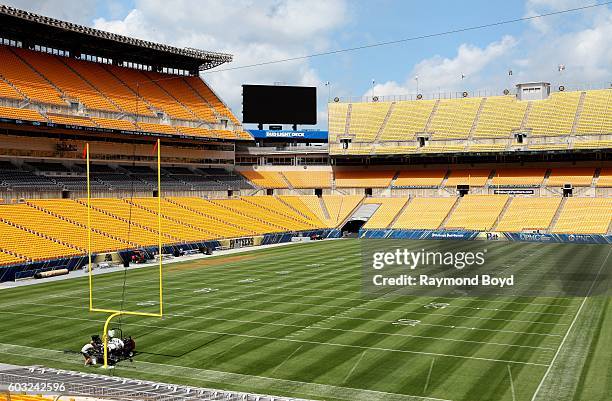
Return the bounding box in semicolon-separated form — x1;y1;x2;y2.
92;0;348;127
524;0;585;34
514;3;612;86
367;36;517;97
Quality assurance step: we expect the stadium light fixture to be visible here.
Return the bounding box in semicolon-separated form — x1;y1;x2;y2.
371;79;375;100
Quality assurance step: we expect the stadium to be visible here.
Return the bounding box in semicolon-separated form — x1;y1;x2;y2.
0;2;610;401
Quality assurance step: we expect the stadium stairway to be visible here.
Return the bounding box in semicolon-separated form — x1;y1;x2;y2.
388;197;412;227
102;66;158;116
241;196;320;229
547;197;568;232
489;196;513;231
8;47;66;103
372;102;395;143
318;196;331;220
467;97;487;141
124;198;218;239
324;195;365;228
208;198;291;232
143;72;200;121
59;56;126;113
25;200;137;248
74;198;181;243
165;197;252;235
439;197;461;229
277;196;322;223
180;77;222;121
424;99;440;132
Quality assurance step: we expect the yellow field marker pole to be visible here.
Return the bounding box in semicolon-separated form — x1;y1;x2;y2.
87;139;164;368
157;138;163;317
87;143;93;311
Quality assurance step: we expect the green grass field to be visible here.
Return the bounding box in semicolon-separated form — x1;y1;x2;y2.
0;239;611;401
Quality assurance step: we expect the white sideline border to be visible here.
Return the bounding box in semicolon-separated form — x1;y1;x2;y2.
529;247;611;401
0;238;338;289
0;310;551;367
0;344;454;401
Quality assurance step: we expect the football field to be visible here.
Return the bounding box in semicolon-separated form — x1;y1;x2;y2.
0;239;610;401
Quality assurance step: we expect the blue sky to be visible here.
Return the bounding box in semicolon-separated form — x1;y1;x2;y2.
5;0;612;129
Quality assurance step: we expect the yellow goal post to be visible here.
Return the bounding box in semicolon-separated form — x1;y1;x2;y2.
85;139;164;368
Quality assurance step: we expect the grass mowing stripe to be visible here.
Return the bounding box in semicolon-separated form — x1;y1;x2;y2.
529;247;611;401
1;240;609;401
0;309;549;366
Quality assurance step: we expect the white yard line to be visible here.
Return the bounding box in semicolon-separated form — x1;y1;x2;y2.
343;350;366;384
0;305;557;352
0;343;454;401
270;345;303;376
508;365;516;401
0;310;550;367
423;358;436;394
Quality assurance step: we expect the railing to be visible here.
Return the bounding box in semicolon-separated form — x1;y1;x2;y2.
241;144;329;154
331;81;612;104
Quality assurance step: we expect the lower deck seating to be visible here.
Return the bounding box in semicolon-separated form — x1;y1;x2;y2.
241;196;321;229
445;195;509;230
495;197;561;232
0;250;24;265
392;197;457;229
322;195;364;225
552;198;612;234
362;198;409;228
1;193;610;267
0;394;55;401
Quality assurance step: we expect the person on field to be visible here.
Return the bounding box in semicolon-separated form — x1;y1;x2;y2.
81;341;95;366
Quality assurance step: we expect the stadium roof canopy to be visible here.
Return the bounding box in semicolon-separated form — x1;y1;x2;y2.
0;5;233;73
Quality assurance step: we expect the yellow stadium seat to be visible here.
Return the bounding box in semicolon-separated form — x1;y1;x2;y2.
392;198;457;230
495;197;561;232
394;170;446;187
445;195;509;230
444;169;490;187
239;170;288;188
547;167;594;187
524;91;580;136
552;198;612;234
491;168;546;187
362;198;409;228
283;171;332;188
335;170;395;187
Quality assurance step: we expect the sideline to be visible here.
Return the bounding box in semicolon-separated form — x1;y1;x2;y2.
0;238;343;290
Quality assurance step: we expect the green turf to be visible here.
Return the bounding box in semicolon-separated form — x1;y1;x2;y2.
0;239;610;401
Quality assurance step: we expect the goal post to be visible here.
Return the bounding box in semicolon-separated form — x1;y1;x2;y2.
85;139;164;367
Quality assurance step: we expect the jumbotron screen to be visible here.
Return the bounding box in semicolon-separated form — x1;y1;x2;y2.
242;84;317;125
